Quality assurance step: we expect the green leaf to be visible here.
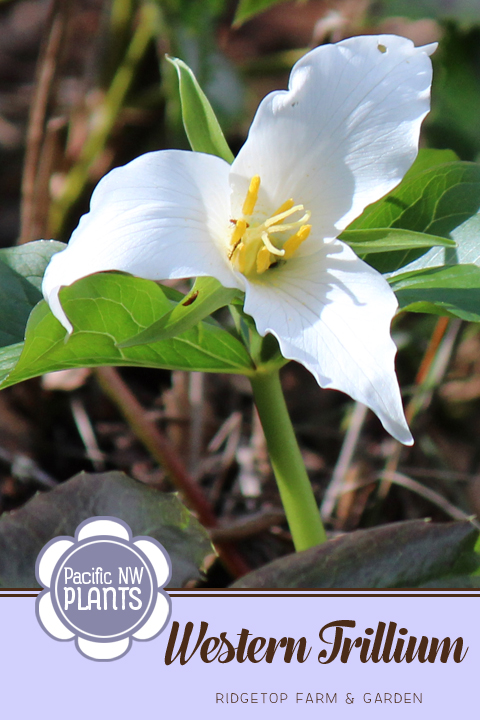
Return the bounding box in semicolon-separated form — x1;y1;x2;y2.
0;240;65;348
0;273;254;389
0;471;213;588
373;0;479;22
233;0;291;25
390;263;480;322
231;520;479;588
349;159;480;322
0;240;65;292
388;199;480;279
119;277;241;347
352;161;480;274
0;344;24;385
167;56;234;163
401;148;459;180
340;227;455;255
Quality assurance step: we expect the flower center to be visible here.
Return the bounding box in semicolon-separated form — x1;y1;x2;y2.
228;176;311;277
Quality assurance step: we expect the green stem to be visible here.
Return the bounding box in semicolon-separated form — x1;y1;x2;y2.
250;370;327;551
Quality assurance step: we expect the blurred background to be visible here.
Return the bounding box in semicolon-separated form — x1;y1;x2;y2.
1;0;480;585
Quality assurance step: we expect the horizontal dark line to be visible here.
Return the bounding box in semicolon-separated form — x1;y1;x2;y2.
167;586;480;592
0;594;38;598
3;585;480;592
168;593;480;598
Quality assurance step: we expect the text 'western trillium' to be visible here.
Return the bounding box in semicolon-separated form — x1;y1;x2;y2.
42;35;436;445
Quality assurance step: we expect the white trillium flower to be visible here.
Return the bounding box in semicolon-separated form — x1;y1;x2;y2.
42;35;436;445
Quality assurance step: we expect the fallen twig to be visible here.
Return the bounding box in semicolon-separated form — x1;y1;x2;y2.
95;366;250;578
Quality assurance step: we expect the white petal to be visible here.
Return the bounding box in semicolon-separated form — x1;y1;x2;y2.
243;240;412;444
42;150;241;332
230;35;434;241
37;592;75;640
77;518;129;542
36;538;74;588
133;539;171;587
76;636;131;661
132;592;170;641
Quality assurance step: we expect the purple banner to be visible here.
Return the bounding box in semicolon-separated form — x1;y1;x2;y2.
1;590;477;717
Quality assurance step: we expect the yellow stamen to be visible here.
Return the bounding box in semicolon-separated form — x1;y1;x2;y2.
256;246;271;274
229;175;312;275
272;198;294;216
267;211;311;235
264;204;304;229
283;225;312;259
236;243;247;274
261;231;285;257
230;218;247;247
242;175;261;216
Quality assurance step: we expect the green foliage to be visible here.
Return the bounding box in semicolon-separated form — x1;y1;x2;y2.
370;151;480;278
390;263;480;321
233;0;292;26
0;241;64;292
232;520;480;588
401;148;459;179
352;160;480;272
340;227;455;255
0;273;255;389
119;277;241;347
373;0;479;22
344;152;480;320
398;213;480;274
0;344;24;386
155;0;226;26
0;471;213;588
0;241;64;347
167;56;234;163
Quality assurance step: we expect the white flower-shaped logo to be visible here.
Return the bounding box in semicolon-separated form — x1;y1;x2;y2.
42;34;436;444
35;517;171;661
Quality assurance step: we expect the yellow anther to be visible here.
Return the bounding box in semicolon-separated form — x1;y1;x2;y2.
236;243;247;274
283;225;312;259
261;231;285;257
230;176;312;276
272;198;294;216
230;218;247;247
242;175;261;216
256;246;271;274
